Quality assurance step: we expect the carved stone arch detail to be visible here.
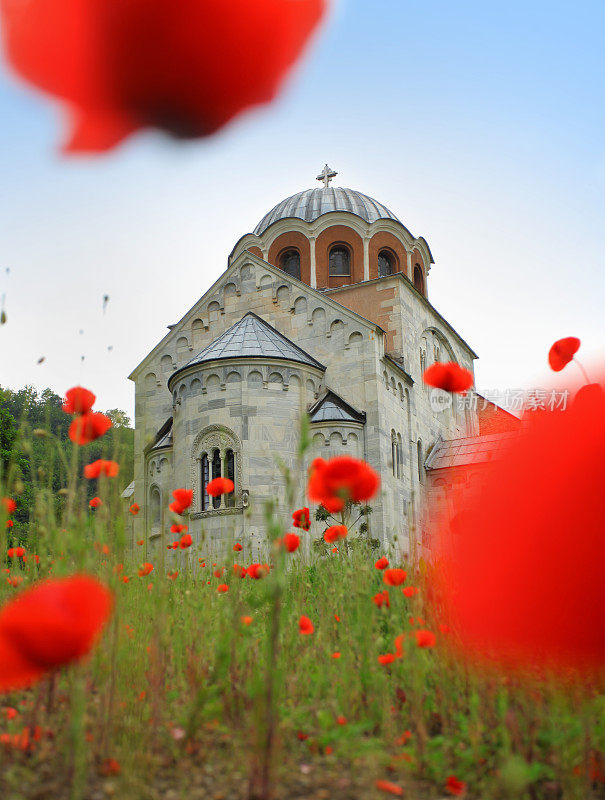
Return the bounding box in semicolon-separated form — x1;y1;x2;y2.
190;424;243;513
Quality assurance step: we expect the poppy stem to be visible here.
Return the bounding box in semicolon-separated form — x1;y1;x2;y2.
573;357;591;385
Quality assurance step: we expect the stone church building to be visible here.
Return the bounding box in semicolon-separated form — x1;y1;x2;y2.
128;167;489;560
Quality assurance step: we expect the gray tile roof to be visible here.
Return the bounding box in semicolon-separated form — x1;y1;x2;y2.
308;390;366;424
174;313;325;378
254;187;400;236
425;432;519;471
148;418;173;452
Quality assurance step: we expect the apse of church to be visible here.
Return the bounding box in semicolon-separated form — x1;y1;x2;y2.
128;167;479;559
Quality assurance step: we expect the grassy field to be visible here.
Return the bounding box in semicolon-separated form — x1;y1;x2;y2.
0;428;603;800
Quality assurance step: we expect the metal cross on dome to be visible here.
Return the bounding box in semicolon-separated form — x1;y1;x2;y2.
316;164;337;188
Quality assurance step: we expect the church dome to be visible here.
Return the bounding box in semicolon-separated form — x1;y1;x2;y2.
254;186;401;236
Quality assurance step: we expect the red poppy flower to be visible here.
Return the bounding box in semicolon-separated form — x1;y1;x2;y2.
445;775;467;796
336;715;347;725
7;547;25;558
84;459;119;479
383;568;407;587
138;563;153;577
89;497;102;509
378;653;396;665
233;564;247;579
331;652;341;659
6;520;13;528
100;758;121;777
292;507;311;530
247;563;269;580
422;362;473;393
0;575;112;692
179;533;192;549
129;503;140;516
331;547;338;553
170;524;188;535
167;571;179;580
7;576;23;588
372;590;390;609
206;477;234;497
375;557;389;570
297;731;309;741
170;488;193;515
323;525;347;543
233;543;244;553
394;634;405;658
308;456;380;513
433;378;605;672
2;498;16;514
213;567;224;579
415;630;436;648
282;532;300;553
375;779;404;796
69;412;112;445
62;386;96;415
548;337;581;372
217;584;229;594
167;541;179;550
120;576;129;584
0;0;326;153
299;615;314;635
334;614;340;622
241;616;253;626
402;586;417;598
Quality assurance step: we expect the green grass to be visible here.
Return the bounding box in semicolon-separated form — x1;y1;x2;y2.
0;435;603;800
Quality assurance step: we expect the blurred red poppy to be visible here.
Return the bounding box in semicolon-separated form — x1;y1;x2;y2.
0;575;112;692
0;0;326;152
217;584;229;594
308;456;380;513
445;775;467;796
299;615;314;635
423;362;473;393
62;386;95;415
375;779;404;796
129;503;140;515
292;507;311;530
375;557;389;570
206;477;234;497
170;524;188;535
89;497;102;509
7;547;25;558
179;533;192;549
434;377;605;672
247;563;269;580
2;498;16;514
84;459;119;479
402;586;417;598
69;412;112;445
378;654;396;665
415;630;436;648
241;616;253;626
324;525;347;543
383;568;406;587
233;543;243;552
548;336;581;372
6;520;13;528
170;488;193;514
331;652;341;659
372;590;390;609
282;532;300;552
138;563;153;577
167;571;179;581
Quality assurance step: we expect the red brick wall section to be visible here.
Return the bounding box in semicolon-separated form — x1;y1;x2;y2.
369;232;409;280
477;398;522;435
246;246;263;260
267;232;311;285
315;226;364;289
326;282;399;352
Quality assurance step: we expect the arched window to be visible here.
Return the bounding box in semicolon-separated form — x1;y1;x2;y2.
391;431;397;477
200;454;210;511
413;265;424;295
397;433;403;479
196;427;240;513
378;250;394;278
225;449;235;508
417;440;424;484
149;487;161;533
329;245;350;277
211;449;221;509
280;249;301;280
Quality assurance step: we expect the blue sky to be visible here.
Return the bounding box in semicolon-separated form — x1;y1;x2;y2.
1;0;603;418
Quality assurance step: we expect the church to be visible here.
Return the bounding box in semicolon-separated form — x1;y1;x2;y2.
128;166;494;560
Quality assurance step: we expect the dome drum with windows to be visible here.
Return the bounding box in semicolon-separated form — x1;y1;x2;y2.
230;165;434;296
